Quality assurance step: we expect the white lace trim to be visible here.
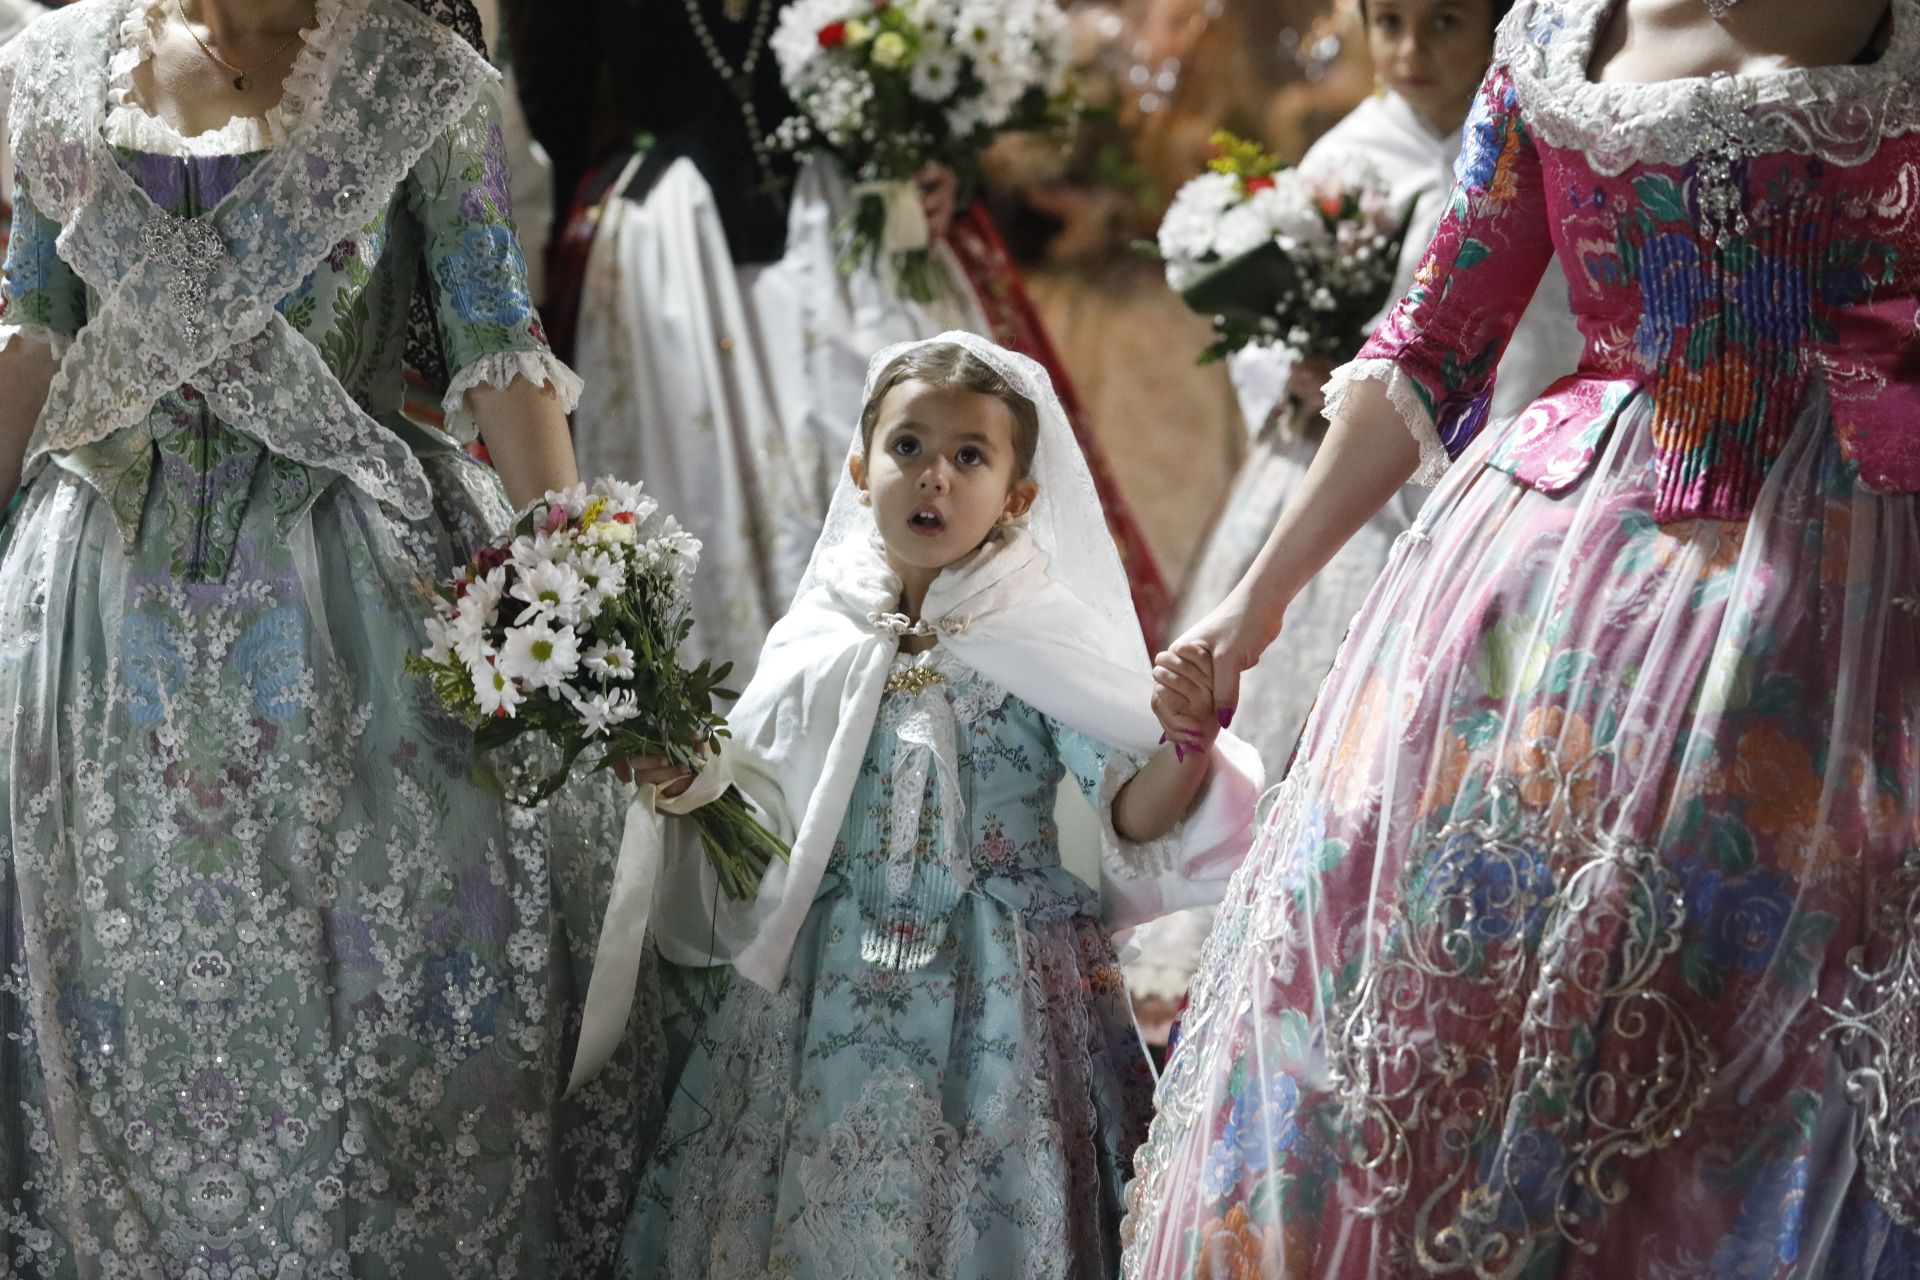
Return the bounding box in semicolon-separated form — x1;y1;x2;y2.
103;0;349;156
1506;0;1920;175
1324;357;1449;487
439;349;584;445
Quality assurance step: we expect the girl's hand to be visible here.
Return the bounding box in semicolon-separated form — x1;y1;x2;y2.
915;162;960;241
613;756;695;799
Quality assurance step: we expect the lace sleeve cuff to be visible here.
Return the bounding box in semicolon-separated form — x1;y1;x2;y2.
1324;357;1450;487
440;349;584;444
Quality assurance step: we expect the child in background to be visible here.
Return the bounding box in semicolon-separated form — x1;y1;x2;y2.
615;333;1263;1279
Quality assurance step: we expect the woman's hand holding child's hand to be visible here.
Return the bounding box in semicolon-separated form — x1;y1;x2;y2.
1152;641;1224;762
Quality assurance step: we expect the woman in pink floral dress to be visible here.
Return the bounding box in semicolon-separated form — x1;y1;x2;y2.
1123;0;1920;1275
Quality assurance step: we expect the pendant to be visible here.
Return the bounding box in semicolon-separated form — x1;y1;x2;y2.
723;0;750;19
234;74;248;90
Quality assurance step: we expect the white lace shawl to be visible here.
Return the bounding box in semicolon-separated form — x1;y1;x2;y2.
651;528;1265;992
0;0;513;519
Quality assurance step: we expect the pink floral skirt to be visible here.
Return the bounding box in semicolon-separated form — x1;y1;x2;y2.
1122;388;1920;1278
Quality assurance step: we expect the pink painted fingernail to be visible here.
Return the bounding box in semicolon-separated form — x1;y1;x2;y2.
1219;707;1235;729
1174;744;1187;764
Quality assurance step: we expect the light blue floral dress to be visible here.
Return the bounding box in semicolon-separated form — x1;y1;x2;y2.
618;645;1158;1280
0;0;659;1274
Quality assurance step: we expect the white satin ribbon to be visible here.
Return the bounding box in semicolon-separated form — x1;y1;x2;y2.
566;746;737;1095
852;178;932;254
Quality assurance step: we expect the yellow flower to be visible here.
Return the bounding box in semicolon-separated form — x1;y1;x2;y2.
871;30;910;68
844;18;872;43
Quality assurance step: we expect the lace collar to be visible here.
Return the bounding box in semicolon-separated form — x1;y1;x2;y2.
1508;0;1920;174
104;0;353;156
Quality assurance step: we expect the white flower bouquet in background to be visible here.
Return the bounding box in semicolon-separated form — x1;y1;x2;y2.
772;0;1077;301
1157;131;1412;365
408;477;787;901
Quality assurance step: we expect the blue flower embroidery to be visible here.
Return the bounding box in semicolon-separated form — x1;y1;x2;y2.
445;226;532;329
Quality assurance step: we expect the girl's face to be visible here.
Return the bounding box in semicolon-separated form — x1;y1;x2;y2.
1367;0;1498;134
852;380;1038;580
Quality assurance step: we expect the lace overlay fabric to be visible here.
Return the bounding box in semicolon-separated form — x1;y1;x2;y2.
0;0;579;526
619;650;1158;1277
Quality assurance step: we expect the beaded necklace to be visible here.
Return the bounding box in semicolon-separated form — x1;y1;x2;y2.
679;0;787;201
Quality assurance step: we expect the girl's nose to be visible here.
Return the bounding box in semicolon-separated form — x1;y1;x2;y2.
918;460;951;492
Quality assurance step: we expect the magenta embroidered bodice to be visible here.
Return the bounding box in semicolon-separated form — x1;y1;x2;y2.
1340;0;1920;522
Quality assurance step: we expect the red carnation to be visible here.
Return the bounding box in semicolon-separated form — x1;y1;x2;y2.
1244;175;1276;194
612;511;637;524
818;21;848;47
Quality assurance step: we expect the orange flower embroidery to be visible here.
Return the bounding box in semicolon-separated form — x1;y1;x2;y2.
1730;727;1821;836
1420;731;1475;820
1196;1204;1284;1280
1508;704;1596;812
1652;519;1747;579
1330;678;1391;813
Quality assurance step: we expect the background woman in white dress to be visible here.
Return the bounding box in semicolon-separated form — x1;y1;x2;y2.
1124;0;1584;1018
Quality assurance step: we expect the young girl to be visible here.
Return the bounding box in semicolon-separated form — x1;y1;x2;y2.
610;333;1263;1278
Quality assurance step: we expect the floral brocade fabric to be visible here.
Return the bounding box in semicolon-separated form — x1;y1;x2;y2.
620;648;1157;1279
1121;1;1920;1277
1343;0;1920;522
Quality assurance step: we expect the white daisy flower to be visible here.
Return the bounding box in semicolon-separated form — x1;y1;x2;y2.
471;660;526;718
497;619;582;692
510;561;589;624
563;686;643;739
909;50;961;100
583;640;638;682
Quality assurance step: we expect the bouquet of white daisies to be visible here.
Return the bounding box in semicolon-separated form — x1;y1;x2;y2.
1158;131;1412;365
772;0;1076;301
409;477;786;901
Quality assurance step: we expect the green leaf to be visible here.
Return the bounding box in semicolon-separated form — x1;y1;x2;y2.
1685;313;1724;370
1634;174;1690;224
1710;816;1756;873
1455;239;1492;270
1681;944;1724;1000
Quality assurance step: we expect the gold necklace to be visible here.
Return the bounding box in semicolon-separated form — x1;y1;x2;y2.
173;0;310;92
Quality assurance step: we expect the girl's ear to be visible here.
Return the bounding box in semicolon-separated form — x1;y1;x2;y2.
850;454;872;505
1001;477;1038;523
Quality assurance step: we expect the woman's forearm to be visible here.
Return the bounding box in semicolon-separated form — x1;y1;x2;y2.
1234;374;1424;630
0;335;58;506
467;375;581;511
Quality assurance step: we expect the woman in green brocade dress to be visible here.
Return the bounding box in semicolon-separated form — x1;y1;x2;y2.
0;0;663;1273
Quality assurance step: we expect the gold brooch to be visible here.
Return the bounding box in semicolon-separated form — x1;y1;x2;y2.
885;666;948;696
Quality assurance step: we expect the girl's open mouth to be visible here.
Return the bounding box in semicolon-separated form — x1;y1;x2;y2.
908;508;947;536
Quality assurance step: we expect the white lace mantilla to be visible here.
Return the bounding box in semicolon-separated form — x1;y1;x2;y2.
1506;0;1920;176
0;0;501;522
